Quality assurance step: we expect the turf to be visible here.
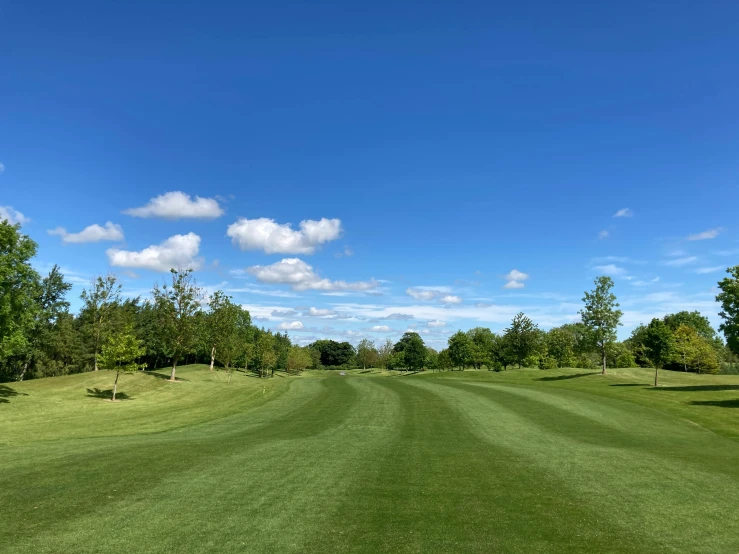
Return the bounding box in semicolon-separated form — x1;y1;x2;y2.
1;366;739;553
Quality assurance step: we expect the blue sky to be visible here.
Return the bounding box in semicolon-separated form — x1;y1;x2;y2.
2;0;738;348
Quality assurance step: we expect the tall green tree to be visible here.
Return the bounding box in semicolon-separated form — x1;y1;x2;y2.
467;327;495;369
394;332;426;370
716;266;739;356
205;291;241;371
256;332;277;378
98;324;146;401
504;313;539;368
643;318;674;386
152;269;202;381
377;339;393;369
0;221;41;381
448;331;471;369
580;276;623;374
80;274;122;371
356;338;378;370
546;327;576;368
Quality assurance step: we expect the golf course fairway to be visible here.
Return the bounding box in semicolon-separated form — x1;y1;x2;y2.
1;365;738;553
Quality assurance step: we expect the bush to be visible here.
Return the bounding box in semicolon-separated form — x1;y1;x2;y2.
538;356;558;370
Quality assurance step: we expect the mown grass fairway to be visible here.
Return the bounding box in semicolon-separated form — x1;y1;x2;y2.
2;366;739;553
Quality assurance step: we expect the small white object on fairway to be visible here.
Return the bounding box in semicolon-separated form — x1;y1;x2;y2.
340;372;346;376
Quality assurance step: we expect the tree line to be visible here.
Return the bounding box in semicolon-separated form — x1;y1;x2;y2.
2;220;739;385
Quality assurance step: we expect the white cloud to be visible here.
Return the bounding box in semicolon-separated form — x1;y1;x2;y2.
278;321;304;330
664;256;697;267
307;307;335;317
440;295;462;304
0;206;29;225
227;217;341;254
695;266;724;274
503;280;525;289
613;208;633;217
593;264;627;276
107;233;203;272
124;191;224;219
371;325;391;332
248;258;377;292
48;222;124;244
427;320;446;327
598;230;609;239
503;269;529;289
687;228;724;241
0;163;5;173
406;288;439;301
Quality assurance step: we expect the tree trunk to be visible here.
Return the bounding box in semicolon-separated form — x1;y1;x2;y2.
112;371;120;401
94;351;99;371
601;346;607;375
170;357;178;381
210;346;215;371
18;362;28;382
654;366;659;387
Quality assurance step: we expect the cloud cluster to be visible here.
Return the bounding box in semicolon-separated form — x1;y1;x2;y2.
406;287;462;304
227;217;341;254
107;233;203;272
49;222;124;244
613;208;633;217
124;192;224;220
247;258;377;292
503;269;529;289
0;206;29;225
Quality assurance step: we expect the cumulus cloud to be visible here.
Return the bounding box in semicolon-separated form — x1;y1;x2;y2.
48;222;124;244
427;320;446;327
0;206;29;225
663;256;697;267
593;264;627;276
107;233;203;272
124;191;224;219
687;228;724;241
503;280;525;289
598;230;609;240
613;208;633;217
271;309;298;317
307;307;335;317
278;321;304;330
440;295;462;304
371;325;391;332
406;288;439;301
247;258;377;292
503;269;529;289
227;217;341;254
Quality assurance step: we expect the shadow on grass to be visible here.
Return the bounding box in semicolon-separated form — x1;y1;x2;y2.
650;385;739;392
143;371;188;382
690;399;739;408
0;384;28;403
86;388;133;401
537;372;598;382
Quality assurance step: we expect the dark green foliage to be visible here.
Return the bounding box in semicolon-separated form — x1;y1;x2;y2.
447;331;471;369
393;332;426;370
504;313;539;368
717;266;739;355
310;339;356;367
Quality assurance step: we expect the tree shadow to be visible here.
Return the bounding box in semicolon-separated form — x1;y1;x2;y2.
650;385;739;392
144;371;188;382
537;372;598;382
86;388;133;401
0;384;27;404
690;399;739;408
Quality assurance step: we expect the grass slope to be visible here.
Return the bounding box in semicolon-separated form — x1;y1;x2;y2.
1;366;739;553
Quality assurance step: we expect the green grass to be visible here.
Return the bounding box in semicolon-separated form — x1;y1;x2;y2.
2;365;739;553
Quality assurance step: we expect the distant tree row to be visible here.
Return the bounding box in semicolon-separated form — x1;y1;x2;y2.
2;220;739;382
